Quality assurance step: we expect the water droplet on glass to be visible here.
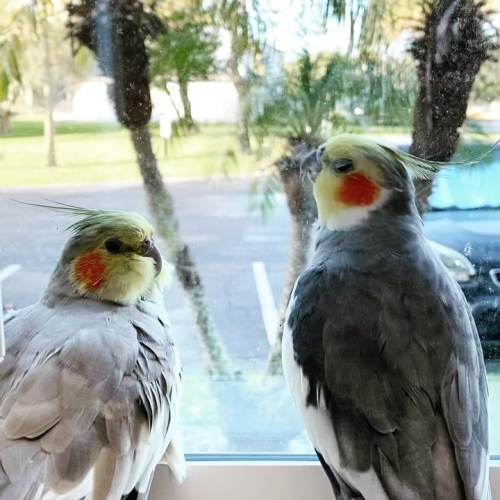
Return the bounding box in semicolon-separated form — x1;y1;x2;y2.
464;242;473;256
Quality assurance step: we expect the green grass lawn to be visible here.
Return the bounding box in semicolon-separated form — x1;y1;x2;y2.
1;118;495;187
0;119;260;187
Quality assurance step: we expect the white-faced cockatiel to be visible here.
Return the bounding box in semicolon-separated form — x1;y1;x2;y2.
0;206;185;500
282;134;490;499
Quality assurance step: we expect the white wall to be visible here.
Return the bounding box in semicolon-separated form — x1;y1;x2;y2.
149;461;500;500
55;78;239;124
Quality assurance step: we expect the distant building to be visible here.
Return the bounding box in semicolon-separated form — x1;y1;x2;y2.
54;76;240;124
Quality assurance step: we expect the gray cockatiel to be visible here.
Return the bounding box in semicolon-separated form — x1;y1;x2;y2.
0;206;185;499
282;134;490;499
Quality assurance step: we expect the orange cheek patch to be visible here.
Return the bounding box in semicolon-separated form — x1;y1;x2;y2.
337;173;381;206
73;250;106;290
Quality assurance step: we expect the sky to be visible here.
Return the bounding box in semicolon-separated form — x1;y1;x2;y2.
251;0;350;61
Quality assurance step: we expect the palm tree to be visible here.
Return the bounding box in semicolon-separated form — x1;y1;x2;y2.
149;8;220;131
66;0;234;379
253;51;345;374
409;0;498;213
0;29;22;134
1;1;57;165
39;0;57;166
213;0;264;153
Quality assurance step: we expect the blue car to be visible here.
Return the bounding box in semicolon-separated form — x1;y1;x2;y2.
423;155;500;358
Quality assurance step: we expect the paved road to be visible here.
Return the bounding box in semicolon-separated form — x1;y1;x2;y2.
0;177;294;374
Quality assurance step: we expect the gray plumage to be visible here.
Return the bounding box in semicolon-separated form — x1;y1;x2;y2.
283;135;490;500
0;209;184;500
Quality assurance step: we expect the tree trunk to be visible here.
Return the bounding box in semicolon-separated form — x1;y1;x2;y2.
165;84;183;122
0;110;10;135
266;140;317;375
130;125;234;379
409;0;494;213
178;80;196;131
229;28;251;154
42;16;56;167
235;79;251;153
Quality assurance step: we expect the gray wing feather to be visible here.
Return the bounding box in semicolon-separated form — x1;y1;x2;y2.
0;428;41;481
440;289;490;500
0;295;182;499
92;446;135;499
45;427;101;491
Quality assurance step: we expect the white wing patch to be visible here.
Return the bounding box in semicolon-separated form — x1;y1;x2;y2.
282;286;388;500
129;386;183;494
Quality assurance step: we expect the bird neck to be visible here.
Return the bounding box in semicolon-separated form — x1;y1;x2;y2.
313;208;424;270
41;261;163;308
41;263;81;304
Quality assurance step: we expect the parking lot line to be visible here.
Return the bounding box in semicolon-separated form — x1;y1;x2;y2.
252;261;279;346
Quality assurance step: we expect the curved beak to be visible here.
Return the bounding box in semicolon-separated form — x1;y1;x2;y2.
300;146;323;182
142;241;162;277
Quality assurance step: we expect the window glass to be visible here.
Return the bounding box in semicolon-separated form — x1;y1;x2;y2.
0;0;499;458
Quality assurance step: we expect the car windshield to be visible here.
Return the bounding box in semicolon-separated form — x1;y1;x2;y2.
429;156;500;210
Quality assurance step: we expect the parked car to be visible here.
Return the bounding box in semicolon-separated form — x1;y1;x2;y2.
423;155;500;359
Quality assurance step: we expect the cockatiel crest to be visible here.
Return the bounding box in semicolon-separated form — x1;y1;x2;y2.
0;204;185;500
283;134;490;499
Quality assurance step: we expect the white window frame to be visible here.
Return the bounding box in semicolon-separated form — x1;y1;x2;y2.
150;457;500;499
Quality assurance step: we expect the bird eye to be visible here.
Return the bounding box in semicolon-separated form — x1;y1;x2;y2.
105;238;124;254
333;158;354;174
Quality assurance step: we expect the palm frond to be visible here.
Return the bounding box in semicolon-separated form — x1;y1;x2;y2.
249;167;282;220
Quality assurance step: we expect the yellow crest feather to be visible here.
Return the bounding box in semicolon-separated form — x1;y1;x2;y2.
13;200;153;236
322;133;499;180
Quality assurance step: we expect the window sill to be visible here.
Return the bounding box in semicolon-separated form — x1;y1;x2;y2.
150;456;500;500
